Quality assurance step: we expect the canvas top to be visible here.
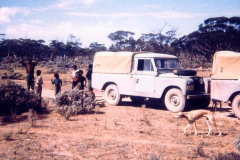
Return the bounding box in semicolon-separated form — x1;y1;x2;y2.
212;51;240;79
93;51;177;74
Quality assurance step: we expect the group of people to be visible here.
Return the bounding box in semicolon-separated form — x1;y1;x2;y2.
19;58;93;101
71;64;93;92
19;58;43;98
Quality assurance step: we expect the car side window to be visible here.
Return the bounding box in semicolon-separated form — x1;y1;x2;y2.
137;59;153;71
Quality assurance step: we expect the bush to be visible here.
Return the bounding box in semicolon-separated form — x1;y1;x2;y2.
235;134;240;153
1;72;25;80
2;131;13;141
47;67;68;74
55;89;96;120
57;62;69;68
214;152;240;160
0;81;41;116
213;136;240;160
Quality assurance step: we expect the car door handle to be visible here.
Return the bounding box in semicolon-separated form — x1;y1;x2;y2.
136;79;139;83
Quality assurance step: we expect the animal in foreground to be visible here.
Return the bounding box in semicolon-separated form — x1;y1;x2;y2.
175;110;222;136
212;99;222;112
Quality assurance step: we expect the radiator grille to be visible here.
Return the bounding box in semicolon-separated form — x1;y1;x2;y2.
193;77;205;92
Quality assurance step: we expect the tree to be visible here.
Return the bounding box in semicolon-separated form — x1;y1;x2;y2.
136;27;177;54
49;40;65;61
0;34;5;40
0;39;17;58
64;34;83;62
87;42;107;60
89;42;106;52
172;16;240;68
108;30;136;51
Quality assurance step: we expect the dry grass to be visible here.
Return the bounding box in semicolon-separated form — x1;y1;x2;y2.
2;131;13;141
0;67;240;159
28;109;37;127
16;125;31;134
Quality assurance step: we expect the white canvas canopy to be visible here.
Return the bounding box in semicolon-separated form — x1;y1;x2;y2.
93;51;136;74
212;51;240;79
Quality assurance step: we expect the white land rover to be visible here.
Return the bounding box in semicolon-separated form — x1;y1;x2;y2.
92;51;210;112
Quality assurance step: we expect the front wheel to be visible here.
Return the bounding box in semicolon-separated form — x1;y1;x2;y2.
164;88;186;112
105;84;121;105
232;94;240;119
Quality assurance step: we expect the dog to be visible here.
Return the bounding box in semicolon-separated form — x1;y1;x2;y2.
175;110;222;136
212;99;222;112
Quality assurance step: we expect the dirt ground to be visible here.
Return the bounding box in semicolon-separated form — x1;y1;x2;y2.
0;67;240;159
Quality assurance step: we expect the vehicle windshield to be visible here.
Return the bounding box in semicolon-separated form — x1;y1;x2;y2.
154;58;181;72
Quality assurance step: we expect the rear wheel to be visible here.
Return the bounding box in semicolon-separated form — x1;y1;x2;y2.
164;88;186;112
232;94;240;119
105;84;121;105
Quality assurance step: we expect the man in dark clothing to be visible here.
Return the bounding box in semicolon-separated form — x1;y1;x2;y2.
19;58;39;91
86;64;93;91
78;70;86;90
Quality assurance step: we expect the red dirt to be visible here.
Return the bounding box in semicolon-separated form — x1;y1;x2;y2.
0;70;240;159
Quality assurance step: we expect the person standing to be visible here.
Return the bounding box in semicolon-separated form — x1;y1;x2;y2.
51;73;62;96
72;65;79;89
86;64;93;91
78;70;86;90
19;58;39;91
34;70;43;99
155;60;162;69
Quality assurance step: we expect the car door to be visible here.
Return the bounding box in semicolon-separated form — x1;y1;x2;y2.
134;58;155;93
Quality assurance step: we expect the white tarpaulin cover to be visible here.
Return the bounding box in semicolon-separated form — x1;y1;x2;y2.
212;51;240;79
93;51;136;74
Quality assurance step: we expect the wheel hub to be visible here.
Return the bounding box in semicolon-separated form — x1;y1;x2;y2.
109;90;116;100
170;96;180;106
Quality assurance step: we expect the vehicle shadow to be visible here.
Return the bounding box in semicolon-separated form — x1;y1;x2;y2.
226;113;238;119
119;98;233;113
119;98;168;111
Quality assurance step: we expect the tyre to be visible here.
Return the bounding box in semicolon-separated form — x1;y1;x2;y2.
232;94;240;119
130;96;145;104
105;84;121;105
187;98;210;109
164;88;186;112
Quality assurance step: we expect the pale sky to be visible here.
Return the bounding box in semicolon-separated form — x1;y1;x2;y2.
0;0;240;47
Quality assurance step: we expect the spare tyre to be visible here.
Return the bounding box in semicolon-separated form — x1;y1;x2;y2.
173;69;197;76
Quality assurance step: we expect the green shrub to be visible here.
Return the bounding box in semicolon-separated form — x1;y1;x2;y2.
55;89;95;120
0;81;41;116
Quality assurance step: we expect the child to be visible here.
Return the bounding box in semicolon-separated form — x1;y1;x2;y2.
34;70;43;99
51;73;62;96
72;65;79;89
78;70;86;90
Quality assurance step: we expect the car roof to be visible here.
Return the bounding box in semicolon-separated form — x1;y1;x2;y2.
134;53;177;59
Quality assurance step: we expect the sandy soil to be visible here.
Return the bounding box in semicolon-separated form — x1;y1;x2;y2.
0;68;240;159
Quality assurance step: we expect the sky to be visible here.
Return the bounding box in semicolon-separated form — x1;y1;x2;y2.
0;0;240;48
